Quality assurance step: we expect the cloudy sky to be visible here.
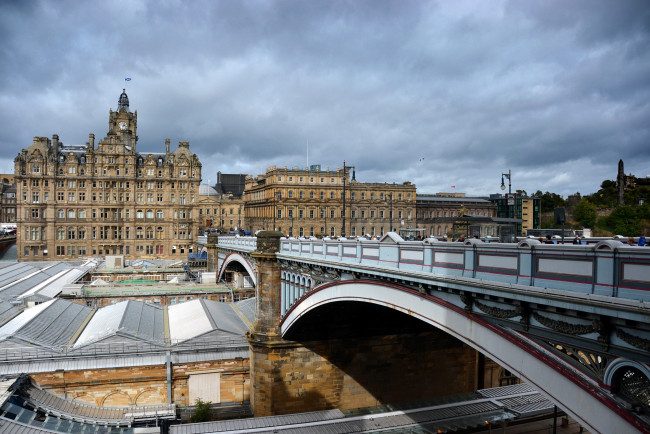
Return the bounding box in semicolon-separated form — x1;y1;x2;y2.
1;0;649;197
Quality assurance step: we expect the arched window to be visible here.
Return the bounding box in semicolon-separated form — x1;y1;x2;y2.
57;209;64;218
78;227;86;240
67;209;75;218
67;227;75;240
136;227;143;239
57;227;65;240
156;210;163;219
156;227;164;239
146;227;154;239
136;210;143;218
146;209;154;219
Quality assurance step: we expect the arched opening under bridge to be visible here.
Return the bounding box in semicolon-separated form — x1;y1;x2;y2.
279;279;644;434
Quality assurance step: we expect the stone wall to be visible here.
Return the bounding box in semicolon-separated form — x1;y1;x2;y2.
30;358;249;408
250;331;477;416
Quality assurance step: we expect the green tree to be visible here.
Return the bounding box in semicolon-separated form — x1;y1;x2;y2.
533;190;567;213
598;206;642;236
573;198;597;228
191;398;212;423
589;180;618;207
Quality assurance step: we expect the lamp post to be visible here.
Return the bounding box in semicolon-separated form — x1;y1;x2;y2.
272;190;281;231
341;161;356;237
501;169;514;239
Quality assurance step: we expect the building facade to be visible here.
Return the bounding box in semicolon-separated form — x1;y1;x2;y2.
14;90;202;261
0;176;16;225
243;165;416;238
490;194;541;235
416;193;498;238
198;183;246;234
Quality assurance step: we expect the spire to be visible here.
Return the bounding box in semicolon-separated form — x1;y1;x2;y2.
118;88;129;111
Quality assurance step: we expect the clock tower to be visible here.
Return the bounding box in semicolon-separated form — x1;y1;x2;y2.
108;89;138;142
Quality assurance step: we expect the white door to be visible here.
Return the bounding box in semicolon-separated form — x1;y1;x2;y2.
188;372;221;404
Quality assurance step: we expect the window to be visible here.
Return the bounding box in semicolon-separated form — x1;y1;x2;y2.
309;210;314;219
310;191;314;199
137;210;143;218
57;192;64;201
68;209;75;218
147;168;155;176
57;209;64;218
299;209;304;219
68;166;76;174
320;192;324;199
32;165;41;173
299;191;303;199
157;210;163;219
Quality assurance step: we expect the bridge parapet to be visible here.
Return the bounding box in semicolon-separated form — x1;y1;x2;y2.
278;236;650;302
216;235;258;251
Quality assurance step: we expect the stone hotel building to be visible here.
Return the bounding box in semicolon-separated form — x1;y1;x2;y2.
14;90;202;261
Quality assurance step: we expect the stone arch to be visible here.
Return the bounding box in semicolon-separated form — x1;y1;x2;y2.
70;391;97;406
281;279;644;434
217;252;256;287
100;390;133;407
134;388;162;405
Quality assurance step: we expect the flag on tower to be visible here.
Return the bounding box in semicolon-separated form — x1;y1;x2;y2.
451;185;456;188
125;77;131;81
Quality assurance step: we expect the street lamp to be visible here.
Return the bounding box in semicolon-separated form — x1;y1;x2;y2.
500;169;515;239
500;169;512;217
341;161;356;237
384;193;393;233
272;190;281;231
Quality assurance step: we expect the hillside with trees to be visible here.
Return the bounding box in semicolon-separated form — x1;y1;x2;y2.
535;181;650;237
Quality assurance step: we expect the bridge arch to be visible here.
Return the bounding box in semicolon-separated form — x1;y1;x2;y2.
217;252;257;287
281;279;645;434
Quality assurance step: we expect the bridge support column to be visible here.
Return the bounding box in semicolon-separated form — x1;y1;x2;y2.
206;234;218;272
247;231;286;416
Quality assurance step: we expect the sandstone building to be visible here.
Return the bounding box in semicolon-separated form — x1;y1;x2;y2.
14;90;202;261
244;165;416;237
416;193;498;238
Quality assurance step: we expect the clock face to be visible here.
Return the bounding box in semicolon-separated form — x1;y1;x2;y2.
119;121;128;131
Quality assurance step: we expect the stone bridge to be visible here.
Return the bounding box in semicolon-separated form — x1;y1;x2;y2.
202;232;650;433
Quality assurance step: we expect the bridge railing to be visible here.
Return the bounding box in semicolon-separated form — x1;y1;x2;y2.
217;235;258;251
277;237;650;302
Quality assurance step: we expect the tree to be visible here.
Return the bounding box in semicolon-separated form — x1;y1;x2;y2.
533;190;567;213
191;398;212;423
573;198;597;228
598;206;642;236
